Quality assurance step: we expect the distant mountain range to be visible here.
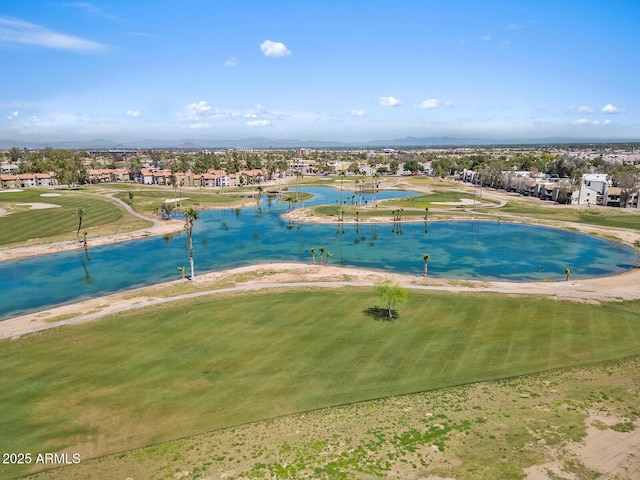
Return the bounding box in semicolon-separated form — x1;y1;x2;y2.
1;136;637;150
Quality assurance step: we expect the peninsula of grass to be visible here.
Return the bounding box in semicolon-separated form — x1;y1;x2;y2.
2;289;640;479
0;189;130;246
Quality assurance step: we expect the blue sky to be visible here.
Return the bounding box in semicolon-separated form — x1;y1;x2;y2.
1;0;638;143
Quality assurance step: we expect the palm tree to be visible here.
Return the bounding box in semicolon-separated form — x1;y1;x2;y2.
310;247;316;265
422;254;430;277
325;252;333;265
338;171;346;205
76;207;86;242
318;246;325;266
371;173;380;205
184;207;199;279
565;267;571;281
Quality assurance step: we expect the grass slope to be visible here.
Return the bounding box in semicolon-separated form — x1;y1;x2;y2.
2;290;640;478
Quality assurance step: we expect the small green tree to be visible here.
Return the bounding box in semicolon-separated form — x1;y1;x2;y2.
565;267;571;281
374;280;408;319
161;202;175;219
310;247;316;265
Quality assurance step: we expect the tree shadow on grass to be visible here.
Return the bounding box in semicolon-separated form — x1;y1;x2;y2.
364;306;398;322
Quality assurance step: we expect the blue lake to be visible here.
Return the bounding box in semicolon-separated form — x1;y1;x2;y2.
0;187;637;319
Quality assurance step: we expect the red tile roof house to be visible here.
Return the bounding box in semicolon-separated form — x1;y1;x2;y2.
112;169;131;182
153;170;169;186
0;174;18;189
17;173;36;188
198;172;217;188
139;168;154;185
86;169;112;183
34;172;54;187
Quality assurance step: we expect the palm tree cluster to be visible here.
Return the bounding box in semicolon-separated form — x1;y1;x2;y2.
310;246;333;265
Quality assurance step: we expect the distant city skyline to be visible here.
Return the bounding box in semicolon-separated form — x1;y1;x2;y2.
1;1;638;144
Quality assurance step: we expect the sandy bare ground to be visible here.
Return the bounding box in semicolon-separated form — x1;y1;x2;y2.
525;414;640;480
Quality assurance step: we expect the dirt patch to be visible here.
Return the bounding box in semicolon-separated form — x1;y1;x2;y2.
40;193;62;197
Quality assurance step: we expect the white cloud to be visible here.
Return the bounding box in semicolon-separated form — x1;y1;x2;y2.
182;100;214;121
506;23;523;30
603;119;613;125
414;98;440;109
501;40;511;47
0;16;108;52
126;110;141;118
246;119;271;127
602;103;621;114
351;109;366;117
569;105;593;114
225;57;238;67
260;40;291;57
574;118;599;126
64;2;122;21
481;35;492;41
377;96;402;107
532;118;551;125
444;100;454;108
5;110;19;120
188;123;210;130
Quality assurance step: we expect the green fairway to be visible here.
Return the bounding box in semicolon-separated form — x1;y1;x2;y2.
111;188;244;216
0;189;127;246
385;190;483;208
2;289;640;478
491;201;640;231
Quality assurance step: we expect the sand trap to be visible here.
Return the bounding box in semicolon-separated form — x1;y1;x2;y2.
15;202;61;210
431;198;476;205
40;193;62;197
0;189;23;193
162;198;189;204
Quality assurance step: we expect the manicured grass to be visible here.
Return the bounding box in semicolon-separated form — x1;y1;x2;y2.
386;190;483;208
493;201;640;231
2;289;640;478
112;188;245;216
0;189;124;245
